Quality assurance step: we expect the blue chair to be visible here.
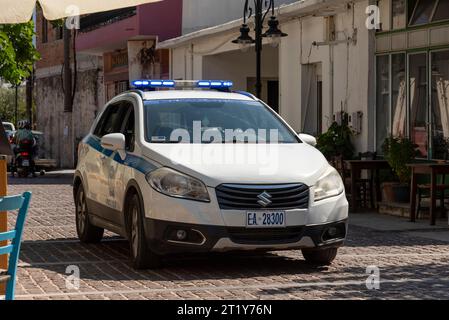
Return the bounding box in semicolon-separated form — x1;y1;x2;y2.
0;192;32;300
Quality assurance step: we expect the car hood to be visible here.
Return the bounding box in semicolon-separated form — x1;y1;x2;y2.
142;143;330;187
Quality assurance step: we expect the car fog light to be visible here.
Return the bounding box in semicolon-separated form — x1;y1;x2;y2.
327;227;338;237
176;229;187;240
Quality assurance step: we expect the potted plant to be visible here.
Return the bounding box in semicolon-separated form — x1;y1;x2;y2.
316;112;354;161
382;136;419;203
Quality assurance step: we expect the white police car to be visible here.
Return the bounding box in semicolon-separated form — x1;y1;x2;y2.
74;80;348;269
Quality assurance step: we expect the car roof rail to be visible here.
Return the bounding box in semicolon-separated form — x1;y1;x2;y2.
233;91;257;100
126;89;145;99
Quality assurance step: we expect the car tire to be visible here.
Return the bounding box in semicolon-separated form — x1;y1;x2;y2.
75;184;104;243
302;247;338;265
127;193;162;270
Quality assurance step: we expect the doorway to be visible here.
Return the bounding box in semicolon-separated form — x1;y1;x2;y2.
246;78;279;113
301;63;323;136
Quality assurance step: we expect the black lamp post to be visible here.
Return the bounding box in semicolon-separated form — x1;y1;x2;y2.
232;0;287;99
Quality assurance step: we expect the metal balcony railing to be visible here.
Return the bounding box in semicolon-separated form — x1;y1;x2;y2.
79;7;137;33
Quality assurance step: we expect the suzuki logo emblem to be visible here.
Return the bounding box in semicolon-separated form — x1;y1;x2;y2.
257;191;272;207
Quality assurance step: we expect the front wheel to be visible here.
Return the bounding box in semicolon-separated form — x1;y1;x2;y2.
75;184;104;243
302;247;338;265
127;193;162;269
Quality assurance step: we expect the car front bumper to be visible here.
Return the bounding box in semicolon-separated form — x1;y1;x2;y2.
144;218;348;255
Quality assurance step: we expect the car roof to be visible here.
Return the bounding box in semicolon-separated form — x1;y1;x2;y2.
140;90;256;101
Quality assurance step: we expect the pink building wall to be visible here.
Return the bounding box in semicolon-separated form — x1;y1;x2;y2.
76;0;183;54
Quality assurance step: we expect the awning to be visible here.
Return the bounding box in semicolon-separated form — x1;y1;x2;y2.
0;0;162;24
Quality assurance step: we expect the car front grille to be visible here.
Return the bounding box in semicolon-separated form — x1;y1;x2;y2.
215;183;309;210
226;226;304;244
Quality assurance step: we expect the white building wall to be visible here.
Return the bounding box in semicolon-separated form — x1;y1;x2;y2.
202;47;279;91
280;0;371;150
279;19;302;131
182;0;299;34
168;0;374;152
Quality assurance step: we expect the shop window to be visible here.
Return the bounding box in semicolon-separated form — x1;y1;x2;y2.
391;54;406;137
409;0;437;25
409;53;428;158
392;0;406;29
376;55;390;153
432;0;449;22
431;50;449;159
55;26;63;40
42;18;48;43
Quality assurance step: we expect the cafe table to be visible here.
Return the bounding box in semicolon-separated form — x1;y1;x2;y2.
345;160;391;212
407;162;449;226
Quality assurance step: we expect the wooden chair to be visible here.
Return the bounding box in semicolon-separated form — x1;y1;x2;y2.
356;152;377;209
416;165;449;220
0;192;32;300
330;154;377;209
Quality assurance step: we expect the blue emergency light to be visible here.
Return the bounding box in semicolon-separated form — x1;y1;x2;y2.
131;79;233;90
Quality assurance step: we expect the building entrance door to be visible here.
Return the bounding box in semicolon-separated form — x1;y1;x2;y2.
408;49;449;159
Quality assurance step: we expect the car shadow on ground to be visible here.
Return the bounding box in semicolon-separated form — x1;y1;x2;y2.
17;236;449;299
8;174;73;186
18;231;449;283
19;236;337;282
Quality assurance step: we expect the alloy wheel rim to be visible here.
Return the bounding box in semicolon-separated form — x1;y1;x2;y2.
131;205;139;258
77;190;86;233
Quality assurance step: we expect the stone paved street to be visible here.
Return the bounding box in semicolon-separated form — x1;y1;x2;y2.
3;172;449;300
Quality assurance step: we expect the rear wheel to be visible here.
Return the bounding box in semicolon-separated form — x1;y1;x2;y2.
75;184;104;243
127;193;162;269
302;248;338;266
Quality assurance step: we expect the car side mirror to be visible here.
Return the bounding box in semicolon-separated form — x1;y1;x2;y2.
298;133;317;147
101;133;126;153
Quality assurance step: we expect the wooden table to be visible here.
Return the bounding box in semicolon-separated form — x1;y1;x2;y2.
408;163;449;226
345;160;391;212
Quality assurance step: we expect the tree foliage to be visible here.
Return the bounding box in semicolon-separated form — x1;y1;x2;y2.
0;21;40;85
0;85;29;123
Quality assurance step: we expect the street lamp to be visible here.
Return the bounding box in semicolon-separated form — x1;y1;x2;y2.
232;0;287;98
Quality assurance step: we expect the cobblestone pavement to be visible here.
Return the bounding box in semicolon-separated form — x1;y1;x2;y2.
4;172;449;300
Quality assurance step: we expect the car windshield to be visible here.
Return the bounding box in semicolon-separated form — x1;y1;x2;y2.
144;99;299;144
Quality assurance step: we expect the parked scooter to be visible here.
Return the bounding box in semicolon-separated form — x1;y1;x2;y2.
11;139;36;178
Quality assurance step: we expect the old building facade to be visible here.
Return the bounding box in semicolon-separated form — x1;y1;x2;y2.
160;0;449;159
34;0;182;167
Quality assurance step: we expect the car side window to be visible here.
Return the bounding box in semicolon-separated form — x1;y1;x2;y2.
94;103;127;138
122;104;135;152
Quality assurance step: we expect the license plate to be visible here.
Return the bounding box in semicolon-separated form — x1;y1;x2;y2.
246;211;286;228
22;160;30;167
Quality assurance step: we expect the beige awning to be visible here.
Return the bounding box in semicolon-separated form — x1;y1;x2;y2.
0;0;162;23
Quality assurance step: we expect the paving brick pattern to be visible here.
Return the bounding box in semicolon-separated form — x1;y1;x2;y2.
3;174;449;300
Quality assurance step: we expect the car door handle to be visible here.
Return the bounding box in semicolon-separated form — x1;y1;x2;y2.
100;155;107;161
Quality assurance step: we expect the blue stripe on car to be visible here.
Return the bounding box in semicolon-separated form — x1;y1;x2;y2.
85;135;156;174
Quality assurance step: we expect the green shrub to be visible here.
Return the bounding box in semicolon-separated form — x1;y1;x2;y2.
382;136;419;184
316;112;354;160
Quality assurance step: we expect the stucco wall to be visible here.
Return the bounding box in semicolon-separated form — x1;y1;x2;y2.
202;47;279;91
35;58;104;168
182;0;299;34
170;0;374;152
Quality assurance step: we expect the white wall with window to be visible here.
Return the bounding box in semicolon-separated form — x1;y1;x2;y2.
376;0;449;158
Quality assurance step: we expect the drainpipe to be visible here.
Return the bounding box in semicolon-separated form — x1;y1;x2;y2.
329;44;334;122
191;43;194;79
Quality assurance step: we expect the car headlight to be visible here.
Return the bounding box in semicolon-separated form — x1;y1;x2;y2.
313;167;344;202
146;167;210;202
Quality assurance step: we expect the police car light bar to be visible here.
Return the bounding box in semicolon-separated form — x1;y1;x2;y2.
131;80;233;90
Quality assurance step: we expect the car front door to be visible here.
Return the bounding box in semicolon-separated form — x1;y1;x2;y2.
86;102;128;223
106;101;136;223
